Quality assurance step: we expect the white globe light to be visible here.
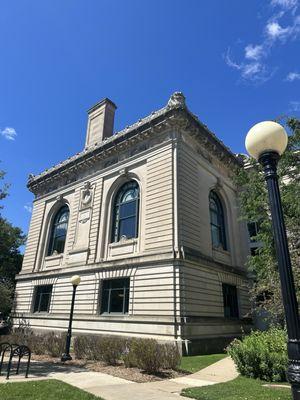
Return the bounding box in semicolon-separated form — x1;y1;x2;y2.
245;121;288;160
70;275;81;286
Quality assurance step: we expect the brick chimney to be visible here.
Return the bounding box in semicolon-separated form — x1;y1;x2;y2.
85;98;117;149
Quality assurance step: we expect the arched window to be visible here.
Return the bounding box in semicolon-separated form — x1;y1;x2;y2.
209;191;227;250
111;181;140;242
47;205;69;256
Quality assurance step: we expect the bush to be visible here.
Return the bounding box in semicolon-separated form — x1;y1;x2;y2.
0;329;66;358
73;335;181;371
43;332;66;357
124;338;180;373
227;327;288;382
73;335;126;365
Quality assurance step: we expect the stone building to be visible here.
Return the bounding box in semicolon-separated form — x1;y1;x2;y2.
14;92;252;354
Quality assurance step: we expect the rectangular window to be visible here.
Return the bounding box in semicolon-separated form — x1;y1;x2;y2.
33;285;53;313
222;283;239;319
100;278;130;314
247;222;259;243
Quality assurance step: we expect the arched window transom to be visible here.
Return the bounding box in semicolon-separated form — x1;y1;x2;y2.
112;181;140;242
209;191;227;250
47;205;69;256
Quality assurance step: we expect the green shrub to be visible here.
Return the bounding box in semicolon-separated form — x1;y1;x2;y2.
43;332;66;357
227;327;288;382
74;335;126;365
162;343;181;370
74;335;181;371
0;330;66;358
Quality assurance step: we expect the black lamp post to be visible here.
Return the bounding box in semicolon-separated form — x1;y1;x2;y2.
61;275;81;362
245;121;300;399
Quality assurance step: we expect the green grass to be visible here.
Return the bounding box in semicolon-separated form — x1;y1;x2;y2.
181;376;291;400
0;379;102;400
180;353;227;373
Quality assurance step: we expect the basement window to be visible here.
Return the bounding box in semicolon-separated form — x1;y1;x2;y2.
222;283;239;319
100;278;130;314
33;285;53;313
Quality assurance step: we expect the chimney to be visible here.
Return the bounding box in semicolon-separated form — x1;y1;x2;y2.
85;98;117;149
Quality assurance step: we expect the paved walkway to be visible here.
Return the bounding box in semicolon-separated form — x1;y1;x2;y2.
0;356;238;399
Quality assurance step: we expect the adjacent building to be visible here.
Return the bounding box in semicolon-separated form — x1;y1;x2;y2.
14;92;252;354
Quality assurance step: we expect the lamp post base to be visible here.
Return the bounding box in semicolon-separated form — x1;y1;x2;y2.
61;353;72;362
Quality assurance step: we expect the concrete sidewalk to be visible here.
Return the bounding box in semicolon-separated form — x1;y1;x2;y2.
0;356;238;399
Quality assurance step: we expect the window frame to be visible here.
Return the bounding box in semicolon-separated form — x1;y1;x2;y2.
222;283;239;319
100;278;130;315
111;181;140;243
32;284;53;313
209;191;227;251
47;205;70;256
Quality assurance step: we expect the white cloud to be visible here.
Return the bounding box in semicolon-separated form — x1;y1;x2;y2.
271;0;298;10
290;100;300;111
286;71;300;81
24;204;32;213
225;1;300;83
225;49;274;83
0;127;17;140
265;17;300;41
245;44;265;60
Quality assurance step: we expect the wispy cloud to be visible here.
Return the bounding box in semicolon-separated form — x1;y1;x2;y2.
24;204;32;213
224;49;274;84
225;0;300;83
286;71;300;81
1;127;17;140
289;100;300;111
271;0;298;11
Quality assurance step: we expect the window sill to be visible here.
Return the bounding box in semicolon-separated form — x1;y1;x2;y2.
212;246;230;255
108;238;138;258
109;238;138;248
44;254;63;269
45;253;64;261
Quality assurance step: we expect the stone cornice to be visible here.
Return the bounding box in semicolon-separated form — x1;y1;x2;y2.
28;92;241;196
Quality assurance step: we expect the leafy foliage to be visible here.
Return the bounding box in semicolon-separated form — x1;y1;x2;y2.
227;328;288;382
0;326;66;357
235;117;300;323
73;335;180;372
0;166;26;318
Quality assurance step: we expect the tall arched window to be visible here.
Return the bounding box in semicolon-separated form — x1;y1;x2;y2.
111;181;140;242
47;205;69;256
209;191;227;250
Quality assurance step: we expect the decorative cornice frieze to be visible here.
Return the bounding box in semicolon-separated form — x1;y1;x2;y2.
28;93;241;197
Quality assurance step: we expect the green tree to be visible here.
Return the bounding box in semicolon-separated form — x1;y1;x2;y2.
0;168;26;318
235;117;300;324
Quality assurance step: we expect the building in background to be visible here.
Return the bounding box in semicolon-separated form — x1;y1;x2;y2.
14;92;252;354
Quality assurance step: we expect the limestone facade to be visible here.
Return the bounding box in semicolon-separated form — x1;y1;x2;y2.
14;93;252;354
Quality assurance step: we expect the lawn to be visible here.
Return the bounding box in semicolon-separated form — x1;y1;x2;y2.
181;376;291;400
0;379;102;400
180;353;227;373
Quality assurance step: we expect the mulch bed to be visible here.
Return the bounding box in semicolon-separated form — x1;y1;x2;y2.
31;354;189;383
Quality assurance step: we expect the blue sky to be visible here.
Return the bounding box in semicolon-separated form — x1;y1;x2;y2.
0;0;299;238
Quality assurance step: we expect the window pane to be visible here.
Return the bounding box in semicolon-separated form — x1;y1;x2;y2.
211;225;220;247
33;285;52;313
119;217;136;239
119;201;136;219
210;210;219;226
100;279;130;314
122;188;138;202
101;289;109;313
110;289;125;313
222;284;238;318
53;235;66;254
112;181;139;243
110;278;129;289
